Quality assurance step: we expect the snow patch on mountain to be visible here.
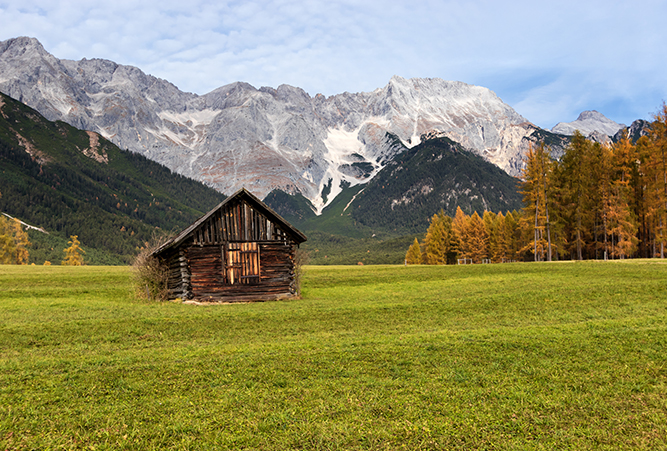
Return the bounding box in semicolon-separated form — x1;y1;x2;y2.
313;124;384;212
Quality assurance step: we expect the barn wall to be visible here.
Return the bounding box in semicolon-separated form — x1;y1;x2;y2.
163;249;191;300
185;241;297;302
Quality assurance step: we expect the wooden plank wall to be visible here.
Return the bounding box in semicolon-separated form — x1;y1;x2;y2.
193;199;289;246
163;249;191;300
158;197;301;302
185;243;296;302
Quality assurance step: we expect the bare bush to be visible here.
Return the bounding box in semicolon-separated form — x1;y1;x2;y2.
293;247;310;297
132;233;172;301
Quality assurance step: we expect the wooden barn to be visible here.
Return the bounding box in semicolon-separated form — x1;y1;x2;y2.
152;188;307;302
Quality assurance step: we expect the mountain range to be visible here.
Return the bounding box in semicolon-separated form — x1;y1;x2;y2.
0;36;632;214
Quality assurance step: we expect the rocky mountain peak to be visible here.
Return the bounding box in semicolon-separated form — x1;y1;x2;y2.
551;110;625;137
577;110;606;121
0;36;47;58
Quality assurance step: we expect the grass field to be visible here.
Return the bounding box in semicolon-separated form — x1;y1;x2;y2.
0;262;666;450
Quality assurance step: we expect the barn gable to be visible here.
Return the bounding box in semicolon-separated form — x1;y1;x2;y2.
153;188;307;302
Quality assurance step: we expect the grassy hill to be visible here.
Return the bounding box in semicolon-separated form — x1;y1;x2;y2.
0;92;226;264
1;261;665;449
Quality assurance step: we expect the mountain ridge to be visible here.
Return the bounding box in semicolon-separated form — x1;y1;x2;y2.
0;36;567;212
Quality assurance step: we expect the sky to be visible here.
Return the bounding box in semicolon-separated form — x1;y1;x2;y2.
1;0;665;129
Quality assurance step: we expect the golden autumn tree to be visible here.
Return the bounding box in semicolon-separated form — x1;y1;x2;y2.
633;135;654;256
465;211;489;263
422;210;459;265
62;235;85;266
608;134;639;258
0;216;30;265
405;238;423;265
451;206;469;261
503;210;523;261
520;143;554;261
0;229;14;264
551;132;599;260
483;210;512;263
423;212;448;265
645;104;667;257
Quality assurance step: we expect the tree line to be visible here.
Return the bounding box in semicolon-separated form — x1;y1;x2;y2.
406;104;667;264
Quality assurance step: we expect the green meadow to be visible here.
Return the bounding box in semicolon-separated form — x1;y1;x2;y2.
0;262;666;450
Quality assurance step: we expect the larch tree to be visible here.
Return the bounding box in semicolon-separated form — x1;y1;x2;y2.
608;134;639;258
423;212;448;265
452;206;470;261
62;235;85;266
633;136;653;257
520;143;554;261
465;212;489;263
483;211;503;262
504;210;523;261
553;132;595;260
647;104;667;257
0;216;30;264
405;237;423;265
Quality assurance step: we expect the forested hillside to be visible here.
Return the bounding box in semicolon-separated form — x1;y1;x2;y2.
407;105;667;264
349;136;523;233
0;93;226;264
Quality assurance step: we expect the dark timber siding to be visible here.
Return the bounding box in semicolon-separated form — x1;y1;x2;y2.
185;242;295;302
192;198;291;245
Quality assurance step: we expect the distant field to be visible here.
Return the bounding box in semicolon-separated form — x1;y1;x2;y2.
0;262;666;450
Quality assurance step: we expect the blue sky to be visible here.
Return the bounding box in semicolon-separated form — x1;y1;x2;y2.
1;0;665;129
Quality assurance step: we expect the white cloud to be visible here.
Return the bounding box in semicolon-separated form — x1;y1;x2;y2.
1;0;666;127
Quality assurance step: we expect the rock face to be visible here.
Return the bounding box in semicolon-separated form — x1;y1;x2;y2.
613;119;651;143
552;110;626;137
1;36;555;211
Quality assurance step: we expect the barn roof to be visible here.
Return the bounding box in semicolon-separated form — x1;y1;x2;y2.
152;188;307;256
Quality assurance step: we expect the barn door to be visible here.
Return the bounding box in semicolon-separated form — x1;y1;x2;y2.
224;242;260;284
